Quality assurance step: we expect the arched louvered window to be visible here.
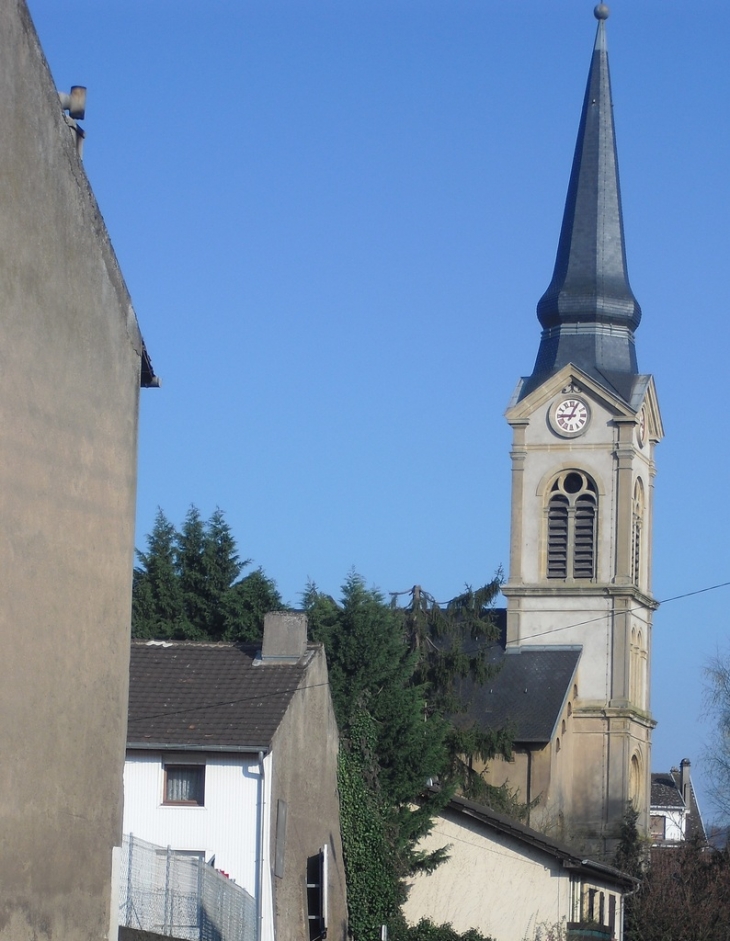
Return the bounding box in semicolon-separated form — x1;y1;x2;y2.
547;471;597;580
632;479;644;586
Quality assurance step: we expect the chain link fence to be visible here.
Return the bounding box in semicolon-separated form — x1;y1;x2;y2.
120;834;257;941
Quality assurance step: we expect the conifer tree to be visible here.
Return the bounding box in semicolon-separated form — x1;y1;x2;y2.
394;579;517;808
132;506;280;642
132;509;186;638
305;573;510;941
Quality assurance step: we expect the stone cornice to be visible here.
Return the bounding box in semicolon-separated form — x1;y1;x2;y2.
502;582;659;610
573;703;657;730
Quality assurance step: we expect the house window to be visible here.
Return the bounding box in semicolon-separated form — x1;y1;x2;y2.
164;765;205;805
546;471;597;580
650;814;666;841
586;887;596;921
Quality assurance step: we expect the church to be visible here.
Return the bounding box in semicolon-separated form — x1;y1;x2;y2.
470;5;663;857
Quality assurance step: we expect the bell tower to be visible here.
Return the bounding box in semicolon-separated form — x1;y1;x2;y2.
502;5;663;850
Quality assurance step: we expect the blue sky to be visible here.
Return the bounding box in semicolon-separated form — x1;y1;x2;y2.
29;1;730;819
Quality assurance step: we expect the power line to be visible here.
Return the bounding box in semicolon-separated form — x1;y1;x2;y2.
508;579;730;642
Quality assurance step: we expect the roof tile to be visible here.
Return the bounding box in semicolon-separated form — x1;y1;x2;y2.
127;641;313;749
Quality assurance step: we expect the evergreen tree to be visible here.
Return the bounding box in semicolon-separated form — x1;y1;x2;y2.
305;574;451;941
177;506;210;637
305;572;514;941
132;509;186;638
132;506;281;641
394;580;518;810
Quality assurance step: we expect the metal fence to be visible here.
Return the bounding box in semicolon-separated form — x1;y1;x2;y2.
120;834;257;941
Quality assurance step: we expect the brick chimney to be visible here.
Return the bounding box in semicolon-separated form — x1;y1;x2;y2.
261;611;307;662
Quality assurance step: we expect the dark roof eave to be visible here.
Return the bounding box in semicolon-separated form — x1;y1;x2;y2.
127;742;270;754
436;791;638;890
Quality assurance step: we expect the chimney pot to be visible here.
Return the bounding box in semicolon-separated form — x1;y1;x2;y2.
679;758;691;807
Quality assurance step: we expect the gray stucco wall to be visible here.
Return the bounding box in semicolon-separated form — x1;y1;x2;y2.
270;647;348;941
0;3;148;939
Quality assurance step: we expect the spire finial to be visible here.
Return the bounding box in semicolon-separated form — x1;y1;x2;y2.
594;4;610;20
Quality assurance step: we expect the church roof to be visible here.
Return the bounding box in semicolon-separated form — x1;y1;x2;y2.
454;642;581;745
523;6;641;405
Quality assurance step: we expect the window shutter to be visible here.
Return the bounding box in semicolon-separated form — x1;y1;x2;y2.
547;496;569;578
573;495;596;579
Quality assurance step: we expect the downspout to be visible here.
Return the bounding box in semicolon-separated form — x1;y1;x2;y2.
603;711;610;850
526;750;532;827
258;750;267;941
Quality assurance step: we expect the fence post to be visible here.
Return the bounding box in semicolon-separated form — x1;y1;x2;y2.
197;855;203;941
125;834;134;928
164;845;172;936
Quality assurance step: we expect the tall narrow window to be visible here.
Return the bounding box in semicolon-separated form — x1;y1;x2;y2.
629;754;642;807
306;845;329;941
546;472;597;580
632;479;644;585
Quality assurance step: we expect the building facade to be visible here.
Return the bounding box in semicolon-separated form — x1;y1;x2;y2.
0;2;154;939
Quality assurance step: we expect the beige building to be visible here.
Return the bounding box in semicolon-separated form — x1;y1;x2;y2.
404;793;636;941
473;8;663;856
0;2;155;939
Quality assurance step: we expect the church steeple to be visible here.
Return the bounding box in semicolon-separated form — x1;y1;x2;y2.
527;5;641;402
500;3;664;856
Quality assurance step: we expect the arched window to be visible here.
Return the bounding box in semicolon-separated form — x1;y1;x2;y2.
629;754;642;808
632;479;644;585
547;471;597;580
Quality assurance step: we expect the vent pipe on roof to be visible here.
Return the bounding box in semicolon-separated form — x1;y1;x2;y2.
261;611;307;662
58;86;86;157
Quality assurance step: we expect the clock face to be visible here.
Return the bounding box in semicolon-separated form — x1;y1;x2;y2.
552;398;590;436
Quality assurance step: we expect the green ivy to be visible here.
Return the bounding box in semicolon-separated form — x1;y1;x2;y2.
337;721;402;940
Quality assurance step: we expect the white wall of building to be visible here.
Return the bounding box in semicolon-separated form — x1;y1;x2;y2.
123;750;270;898
651;809;686;843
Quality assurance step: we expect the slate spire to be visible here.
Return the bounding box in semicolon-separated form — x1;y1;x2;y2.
527;5;641;398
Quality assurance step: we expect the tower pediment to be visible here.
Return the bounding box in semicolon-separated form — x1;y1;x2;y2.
507;363;653;424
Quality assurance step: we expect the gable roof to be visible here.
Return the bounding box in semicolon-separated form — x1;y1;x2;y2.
435;791;636;891
651;773;685;810
454;640;581;745
651;767;707;843
127;640;315;751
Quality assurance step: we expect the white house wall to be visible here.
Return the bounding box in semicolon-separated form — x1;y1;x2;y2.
651;809;685;843
123;751;265;897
